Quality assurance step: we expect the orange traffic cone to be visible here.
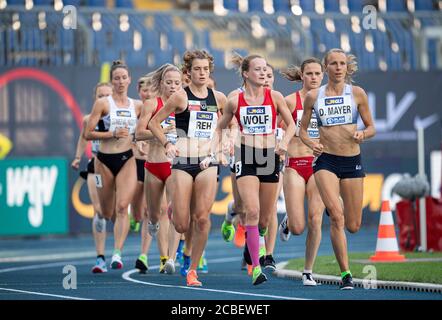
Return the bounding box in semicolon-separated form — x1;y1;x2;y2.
370;200;406;262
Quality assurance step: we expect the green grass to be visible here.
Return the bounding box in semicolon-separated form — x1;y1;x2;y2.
284;252;442;284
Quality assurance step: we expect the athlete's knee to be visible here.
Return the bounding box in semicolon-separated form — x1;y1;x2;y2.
289;222;304;236
174;222;189;234
308;211;323;231
328;211;345;229
115;202;129;216
245;206;260;222
345;220;361;233
194;215;211;231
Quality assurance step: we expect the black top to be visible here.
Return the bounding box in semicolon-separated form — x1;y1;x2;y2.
175;86;218;137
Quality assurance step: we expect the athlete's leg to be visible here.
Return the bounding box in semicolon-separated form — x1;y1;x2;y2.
314;170;348;273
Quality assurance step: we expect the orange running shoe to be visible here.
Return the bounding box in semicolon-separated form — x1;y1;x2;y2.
186;269;202;287
234;223;246;248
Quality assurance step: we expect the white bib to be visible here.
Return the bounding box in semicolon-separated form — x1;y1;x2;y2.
108;97;137;135
161;115;177;144
187;111;218;139
296;110;319;138
240;105;273;135
317;95;353;127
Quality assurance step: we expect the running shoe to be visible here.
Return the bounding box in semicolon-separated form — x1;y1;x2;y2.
302;273;317;286
233;223;246;248
252;266;267;286
91;257;107;273
340;274;354;290
263;255;276;271
259;226;268;237
278;214;291;242
221;220;235;242
186;269;202;287
135;254;148;274
159;256;168;273
129;214;140;232
180;254;191;277
93;214;106;233
197;254;208;274
147;221;159;237
110;253;123;270
164;258;175;274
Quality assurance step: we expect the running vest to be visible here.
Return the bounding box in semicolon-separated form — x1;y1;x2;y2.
154;97;177;144
293;91;319;138
104;96;137;135
313;84;358;127
175;86;218;139
235;88;276;135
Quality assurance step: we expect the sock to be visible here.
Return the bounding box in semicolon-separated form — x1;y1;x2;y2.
97;255;105;261
259;226;268;237
113;249;121;256
259;236;266;257
341;270;352;279
245;225;260;268
226;201;237;223
304;269;312;274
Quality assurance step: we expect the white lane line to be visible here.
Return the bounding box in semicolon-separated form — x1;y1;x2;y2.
0;261;92;273
0;287;92;300
122;269;308;300
0;252;98;263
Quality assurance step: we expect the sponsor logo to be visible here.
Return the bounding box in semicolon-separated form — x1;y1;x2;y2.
207;105;218;112
325;97;344;106
247;107;265;115
116;110;131;117
195;131;211;138
356;165;362;170
247;126;266;133
326;116;345;125
197;112;213;120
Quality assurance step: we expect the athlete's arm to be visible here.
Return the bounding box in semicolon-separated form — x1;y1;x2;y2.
353;86;376;144
84;98;113;141
71;115;89;170
300;89;323;156
149;90;185;158
135;98;156;141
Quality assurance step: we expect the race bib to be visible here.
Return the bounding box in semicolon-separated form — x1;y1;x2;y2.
296;110;319;138
161;115;177;144
317;96;353;126
187;111;218;139
240;105;273;135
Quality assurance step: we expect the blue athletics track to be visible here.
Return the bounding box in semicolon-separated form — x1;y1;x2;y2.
0;227;440;302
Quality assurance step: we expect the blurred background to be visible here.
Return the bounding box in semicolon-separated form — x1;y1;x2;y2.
0;1;441;245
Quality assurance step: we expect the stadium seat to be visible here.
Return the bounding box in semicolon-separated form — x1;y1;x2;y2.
273;0;290;12
414;0;435;11
33;0;52;5
115;0;134;8
386;0;407;12
299;0;315;13
63;0;82;6
248;0;264;12
223;0;238;11
348;0;365;12
87;0;107;7
6;0;24;5
324;0;340;12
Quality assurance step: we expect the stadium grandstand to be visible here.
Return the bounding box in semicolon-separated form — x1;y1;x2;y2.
0;0;441;70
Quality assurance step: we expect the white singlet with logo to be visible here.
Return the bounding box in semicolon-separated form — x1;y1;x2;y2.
107;96;137;135
313;84;358;127
187;100;218;139
240;105;273;135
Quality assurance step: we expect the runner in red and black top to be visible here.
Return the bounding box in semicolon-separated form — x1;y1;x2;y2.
149;50;227;287
208;54;295;286
279;58;326;286
136;64;182;275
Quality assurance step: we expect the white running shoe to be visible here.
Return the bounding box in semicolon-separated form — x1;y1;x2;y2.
278;214;291;242
93;214;106;233
91;257;107;273
110;254;123;269
302;273;317;286
147;221;160;237
164;258;175;274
